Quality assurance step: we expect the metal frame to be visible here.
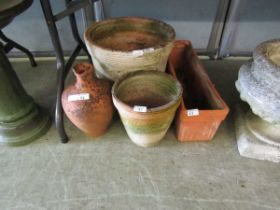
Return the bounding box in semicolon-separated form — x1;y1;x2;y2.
0;30;37;66
82;4;94;28
93;0;105;21
206;0;231;59
218;0;248;58
40;0;96;143
82;0;104;28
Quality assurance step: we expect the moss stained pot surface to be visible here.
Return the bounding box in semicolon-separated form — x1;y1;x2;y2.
84;17;175;81
112;70;182;147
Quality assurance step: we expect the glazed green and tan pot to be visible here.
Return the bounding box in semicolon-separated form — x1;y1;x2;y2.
112;70;182;147
84;17;175;81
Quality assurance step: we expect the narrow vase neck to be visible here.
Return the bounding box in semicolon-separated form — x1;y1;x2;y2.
73;63;97;88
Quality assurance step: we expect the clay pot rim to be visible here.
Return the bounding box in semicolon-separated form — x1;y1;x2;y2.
112;70;182;113
253;39;280;71
72;63;92;76
84;16;176;53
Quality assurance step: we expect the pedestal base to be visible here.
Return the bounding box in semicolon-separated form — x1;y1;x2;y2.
0;107;51;146
235;103;280;163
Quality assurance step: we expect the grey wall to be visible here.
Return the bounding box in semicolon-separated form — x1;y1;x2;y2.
3;0;280;56
3;0;219;53
220;0;280;55
3;0;84;53
102;0;219;49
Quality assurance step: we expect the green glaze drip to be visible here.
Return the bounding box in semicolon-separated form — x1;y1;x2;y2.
146;21;171;41
121;117;172;134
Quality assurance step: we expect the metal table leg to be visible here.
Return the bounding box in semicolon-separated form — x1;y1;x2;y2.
66;0;92;65
40;0;68;143
40;0;95;143
207;0;231;59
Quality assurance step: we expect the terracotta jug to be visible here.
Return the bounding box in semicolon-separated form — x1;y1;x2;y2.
62;63;113;137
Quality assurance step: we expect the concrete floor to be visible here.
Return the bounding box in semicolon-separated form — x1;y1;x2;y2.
0;58;279;210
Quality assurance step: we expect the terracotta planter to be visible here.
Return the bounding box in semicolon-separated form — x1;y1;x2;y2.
84;17;175;81
112;70;182;147
62;63;113;138
167;40;229;141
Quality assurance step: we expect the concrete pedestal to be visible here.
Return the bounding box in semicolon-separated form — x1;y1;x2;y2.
0;43;50;146
235;104;280;163
235;39;280;162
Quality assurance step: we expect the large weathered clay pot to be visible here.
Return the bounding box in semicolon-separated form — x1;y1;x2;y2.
112;70;182;147
62;63;113;138
84;17;175;81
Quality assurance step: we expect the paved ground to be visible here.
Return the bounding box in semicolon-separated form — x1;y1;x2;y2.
0;58;279;210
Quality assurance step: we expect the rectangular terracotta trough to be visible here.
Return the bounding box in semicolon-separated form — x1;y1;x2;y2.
167;40;229;141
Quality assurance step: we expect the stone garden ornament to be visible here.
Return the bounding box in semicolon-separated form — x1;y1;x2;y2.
235;39;280;163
